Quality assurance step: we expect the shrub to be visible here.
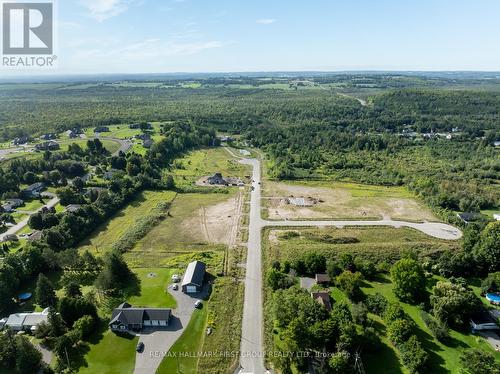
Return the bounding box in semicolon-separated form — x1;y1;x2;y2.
399;335;428;373
420;311;449;342
388;319;414;346
365;293;388;315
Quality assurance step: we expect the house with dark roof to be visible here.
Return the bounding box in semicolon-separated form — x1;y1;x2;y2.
456;212;482;225
207;173;227;186
315;273;331;285
21;182;46;198
109;302;172;332
1;198;24;212
143;139;154;149
35;141;60;151
94;126;110;133
311;291;332;311
181;261;206;293
470;310;499;332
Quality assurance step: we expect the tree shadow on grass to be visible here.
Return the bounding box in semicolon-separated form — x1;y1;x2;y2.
412;322;448;374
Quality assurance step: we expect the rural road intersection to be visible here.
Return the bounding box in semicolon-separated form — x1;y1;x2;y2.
238;156;462;374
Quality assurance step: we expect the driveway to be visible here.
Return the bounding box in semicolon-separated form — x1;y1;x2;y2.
134;286;209;374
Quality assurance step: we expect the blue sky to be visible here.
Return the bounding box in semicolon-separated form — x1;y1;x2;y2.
39;0;500;73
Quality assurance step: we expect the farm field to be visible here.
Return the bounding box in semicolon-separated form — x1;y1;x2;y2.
264;226;458;266
262;180;439;222
77;190;177;255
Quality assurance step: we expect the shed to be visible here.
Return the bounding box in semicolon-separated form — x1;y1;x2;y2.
315;273;331;285
470;310;499;331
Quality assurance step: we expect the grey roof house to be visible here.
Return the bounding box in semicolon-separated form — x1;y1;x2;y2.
207;173;227;186
21;182;46;198
109;302;171;332
181;261;206;293
4;308;50;332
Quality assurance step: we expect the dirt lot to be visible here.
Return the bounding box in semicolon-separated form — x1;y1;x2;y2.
183;192;244;247
263;181;438;222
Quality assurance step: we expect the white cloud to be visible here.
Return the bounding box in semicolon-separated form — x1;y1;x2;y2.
256;18;276;25
79;0;130;22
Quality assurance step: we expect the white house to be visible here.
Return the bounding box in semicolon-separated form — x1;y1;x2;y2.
4;308;50;332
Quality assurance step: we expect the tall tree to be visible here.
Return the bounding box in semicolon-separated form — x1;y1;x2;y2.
391;258;426;303
35;273;57;307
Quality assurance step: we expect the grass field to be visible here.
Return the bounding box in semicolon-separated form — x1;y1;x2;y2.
78;327;138;374
126;192;237;267
77;190;176;255
172;147;250;186
127;268;178;308
156;308;208;374
265;226;458;266
262;180;438;222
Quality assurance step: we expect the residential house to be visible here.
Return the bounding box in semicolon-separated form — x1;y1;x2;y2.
4;308;50;332
11;137;28;146
456;212;482;225
94;126;110;133
21;182;46;198
207;173;227;186
470;310;499;332
65;204;82;213
1;198;24;212
40;133;58;141
109;302;171;332
315;273;331;285
134;133;152;141
311;291;332;312
27;231;43;242
181;260;206;293
35;141;60;151
1;234;18;243
143;139;154;149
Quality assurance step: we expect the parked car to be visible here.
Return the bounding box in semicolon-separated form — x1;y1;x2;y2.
136;342;145;353
171;274;180;283
172;284;179;291
194;300;203;309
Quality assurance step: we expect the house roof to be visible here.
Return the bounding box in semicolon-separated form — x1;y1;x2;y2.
457;212;481;223
315;273;331;283
6;313;26;327
110;305;171;326
24;182;45;192
65;204;82;213
23;313;48;326
311;291;332;311
28;231;43;242
470;310;497;325
181;261;206;287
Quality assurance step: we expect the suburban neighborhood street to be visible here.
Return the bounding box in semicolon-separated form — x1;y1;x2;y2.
238;156;462;374
0;193;59;242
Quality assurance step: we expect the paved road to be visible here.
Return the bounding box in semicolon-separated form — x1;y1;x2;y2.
237;156;462;374
0;193;59;242
97;136;133;156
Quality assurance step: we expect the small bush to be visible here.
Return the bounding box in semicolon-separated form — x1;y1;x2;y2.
420;311;449;342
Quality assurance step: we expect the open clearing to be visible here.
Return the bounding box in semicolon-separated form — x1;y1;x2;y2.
265;226;459;265
77;190;176;255
126;191;243;267
263;180;438;222
127;268;178;308
172;148;250;186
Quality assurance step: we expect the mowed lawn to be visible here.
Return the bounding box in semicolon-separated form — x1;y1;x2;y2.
127;268;178;308
156;308;208;374
79;328;138;374
172;147;250;186
361;275;500;373
265;226;459;266
78;190;176;254
262;180;438;222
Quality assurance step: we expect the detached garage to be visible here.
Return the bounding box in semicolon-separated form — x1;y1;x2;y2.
181;261;206;294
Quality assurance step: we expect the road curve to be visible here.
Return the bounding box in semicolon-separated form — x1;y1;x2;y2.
237;156;462;374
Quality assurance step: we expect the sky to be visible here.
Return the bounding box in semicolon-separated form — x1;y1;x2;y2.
5;0;500;74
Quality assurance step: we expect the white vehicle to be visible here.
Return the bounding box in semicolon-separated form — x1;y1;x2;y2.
171;274;181;283
194;300;203;309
